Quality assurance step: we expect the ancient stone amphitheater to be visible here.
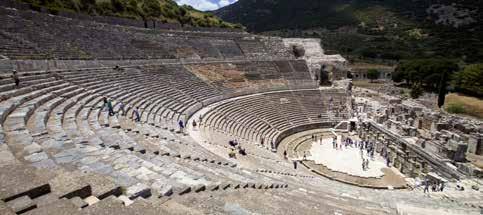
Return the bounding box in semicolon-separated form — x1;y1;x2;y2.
0;1;482;214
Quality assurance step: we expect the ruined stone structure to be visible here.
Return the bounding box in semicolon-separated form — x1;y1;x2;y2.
350;63;395;81
0;1;481;214
282;38;348;83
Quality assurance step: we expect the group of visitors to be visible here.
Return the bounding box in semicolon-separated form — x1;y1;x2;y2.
423;180;445;193
227;140;247;158
259;138;275;150
325;136;381;171
102;97;129;117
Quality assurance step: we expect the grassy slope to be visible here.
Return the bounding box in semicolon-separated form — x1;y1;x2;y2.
444;93;483;120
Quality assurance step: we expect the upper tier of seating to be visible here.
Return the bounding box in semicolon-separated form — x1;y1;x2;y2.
0;3;293;60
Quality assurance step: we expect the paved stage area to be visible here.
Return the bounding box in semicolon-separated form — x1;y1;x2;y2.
308;138;387;178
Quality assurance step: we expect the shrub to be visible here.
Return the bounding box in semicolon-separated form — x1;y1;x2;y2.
410;84;423;99
446;103;466;114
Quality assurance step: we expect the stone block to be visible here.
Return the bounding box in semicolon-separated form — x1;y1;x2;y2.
194;185;206;193
0;201;16;215
126;183;151;200
0;164;52;202
5;195;36;214
209;184;220;191
23;142;42;154
221;183;231;190
117;195;134;206
177;186;191;195
70;196;88;208
158;185;173;197
49;172;92;199
24;152;48;163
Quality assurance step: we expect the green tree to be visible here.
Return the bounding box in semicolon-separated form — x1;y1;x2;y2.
394;59;458;92
142;0;161;18
367;69;380;82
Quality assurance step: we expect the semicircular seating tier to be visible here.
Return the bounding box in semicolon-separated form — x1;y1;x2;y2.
201;89;350;147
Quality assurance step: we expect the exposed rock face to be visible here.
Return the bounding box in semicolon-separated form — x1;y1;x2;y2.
427;4;477;28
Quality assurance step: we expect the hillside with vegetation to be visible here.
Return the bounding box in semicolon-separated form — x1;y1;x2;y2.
215;0;482;63
18;0;242;28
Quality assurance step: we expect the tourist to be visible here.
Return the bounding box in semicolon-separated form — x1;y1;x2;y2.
192;120;197;129
229;140;237;147
283;150;288;159
293;160;297;169
114;65;121;71
133;107;141;122
440;182;445;192
431;183;437;192
229;148;236;159
238;146;246;156
179;120;184;133
303;152;307;160
102;97;108;111
11;70;19;88
118;102;125;116
423;180;429;193
107;99;115;116
51;70;62;80
198;114;202;125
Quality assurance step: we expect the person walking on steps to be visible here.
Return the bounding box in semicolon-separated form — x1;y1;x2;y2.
118;102;125;116
283;150;288;160
107;99;115;116
423;180;430;193
102;97;108;111
133;107;141;122
178;120;185;133
12;70;19;88
192;120;197;130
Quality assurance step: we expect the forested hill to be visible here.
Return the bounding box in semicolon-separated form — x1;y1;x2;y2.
17;0;242;28
215;0;482;63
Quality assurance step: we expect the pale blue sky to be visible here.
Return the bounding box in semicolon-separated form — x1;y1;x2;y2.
175;0;238;11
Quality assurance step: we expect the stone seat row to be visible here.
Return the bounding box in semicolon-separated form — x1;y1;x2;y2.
0;66;296;212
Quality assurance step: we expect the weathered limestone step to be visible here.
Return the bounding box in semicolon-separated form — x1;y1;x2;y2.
5;195;36;214
24;198;80;215
0;164;52;202
0;200;16;215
